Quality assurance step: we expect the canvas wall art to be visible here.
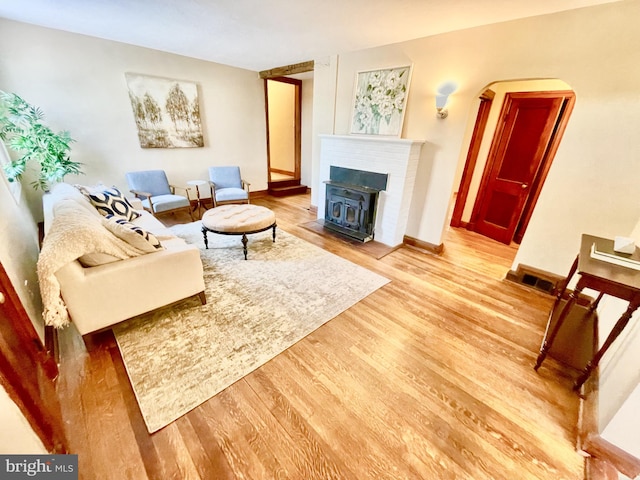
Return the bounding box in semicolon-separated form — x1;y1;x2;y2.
350;65;412;136
125;73;204;148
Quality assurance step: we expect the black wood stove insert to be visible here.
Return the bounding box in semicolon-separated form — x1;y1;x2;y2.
323;166;388;242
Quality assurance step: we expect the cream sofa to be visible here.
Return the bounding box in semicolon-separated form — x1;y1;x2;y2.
40;183;206;336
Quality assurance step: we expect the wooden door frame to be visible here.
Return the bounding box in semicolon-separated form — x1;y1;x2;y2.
450;89;495;228
468;90;575;241
264;77;302;181
0;261;67;453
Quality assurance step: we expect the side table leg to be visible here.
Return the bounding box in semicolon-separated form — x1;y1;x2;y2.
551;255;579;312
272;224;277;243
196;186;203;219
574;298;640;390
587;292;605;314
242;233;248;260
202;227;209;249
535;280;585;370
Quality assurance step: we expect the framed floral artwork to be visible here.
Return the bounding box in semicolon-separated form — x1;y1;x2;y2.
350;65;412;136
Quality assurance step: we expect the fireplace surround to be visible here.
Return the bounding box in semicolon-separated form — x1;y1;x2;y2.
318;135;424;247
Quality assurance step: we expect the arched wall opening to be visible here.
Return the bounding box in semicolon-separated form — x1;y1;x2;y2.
449;78;575;247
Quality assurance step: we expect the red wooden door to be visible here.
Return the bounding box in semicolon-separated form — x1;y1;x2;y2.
0;261;67;452
473;94;563;244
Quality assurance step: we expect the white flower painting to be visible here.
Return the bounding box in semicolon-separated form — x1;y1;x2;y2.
350;66;412;136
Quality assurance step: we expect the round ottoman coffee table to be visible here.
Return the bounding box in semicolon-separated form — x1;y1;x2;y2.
201;204;277;260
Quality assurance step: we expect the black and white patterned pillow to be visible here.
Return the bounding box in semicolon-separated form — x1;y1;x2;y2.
77;185;141;221
102;215;163;253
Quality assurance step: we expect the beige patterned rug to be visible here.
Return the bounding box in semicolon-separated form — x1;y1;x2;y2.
113;221;389;433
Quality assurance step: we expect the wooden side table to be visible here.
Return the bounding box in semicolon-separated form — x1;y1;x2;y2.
534;234;640;392
187;180;208;219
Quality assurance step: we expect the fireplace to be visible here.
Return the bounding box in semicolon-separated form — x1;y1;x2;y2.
323;166;388;242
318;135;424;246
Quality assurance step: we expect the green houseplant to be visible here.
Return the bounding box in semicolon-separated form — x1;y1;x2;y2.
0;91;83;191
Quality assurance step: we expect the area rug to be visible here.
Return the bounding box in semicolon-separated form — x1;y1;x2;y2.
112;221;389;433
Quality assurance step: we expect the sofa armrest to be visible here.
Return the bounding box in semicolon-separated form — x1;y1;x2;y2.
56;243;205;335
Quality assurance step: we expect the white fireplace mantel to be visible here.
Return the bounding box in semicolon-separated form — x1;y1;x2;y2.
318;134;424;247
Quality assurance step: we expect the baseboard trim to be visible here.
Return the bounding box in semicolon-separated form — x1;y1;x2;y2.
582;433;640;479
403;235;444;255
250;189;269;199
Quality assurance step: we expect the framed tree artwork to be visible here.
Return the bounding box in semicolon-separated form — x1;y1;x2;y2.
125;73;204;148
350;65;412;137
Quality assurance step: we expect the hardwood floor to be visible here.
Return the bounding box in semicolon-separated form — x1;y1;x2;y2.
56;193;585;479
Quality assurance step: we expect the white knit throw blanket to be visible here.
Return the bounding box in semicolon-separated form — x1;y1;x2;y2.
37;199;147;328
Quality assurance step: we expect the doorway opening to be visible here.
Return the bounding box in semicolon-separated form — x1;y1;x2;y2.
450;79;575;246
264;77;309;196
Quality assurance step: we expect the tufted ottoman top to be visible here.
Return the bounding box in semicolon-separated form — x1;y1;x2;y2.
202;204;276;233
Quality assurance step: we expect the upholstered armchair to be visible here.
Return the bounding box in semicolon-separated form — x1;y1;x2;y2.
208;166;250;208
126;170;194;220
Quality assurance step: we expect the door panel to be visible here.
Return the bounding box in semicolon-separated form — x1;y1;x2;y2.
484;190;519;227
473;94;563;244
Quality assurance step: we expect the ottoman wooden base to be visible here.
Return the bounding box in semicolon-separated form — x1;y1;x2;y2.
201;204;276;260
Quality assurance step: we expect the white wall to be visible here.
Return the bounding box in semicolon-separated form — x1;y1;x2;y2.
0;384;46;454
300;77;314;189
0;145;43;339
310;56;338;208
602;382;640;459
0;18;268;218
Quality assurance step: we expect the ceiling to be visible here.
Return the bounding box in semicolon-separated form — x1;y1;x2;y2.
0;0;620;72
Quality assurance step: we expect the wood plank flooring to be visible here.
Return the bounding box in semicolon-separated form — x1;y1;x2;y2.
56;193;585;479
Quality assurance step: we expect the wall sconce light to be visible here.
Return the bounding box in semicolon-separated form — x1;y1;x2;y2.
435;81;458;119
436;94;449;119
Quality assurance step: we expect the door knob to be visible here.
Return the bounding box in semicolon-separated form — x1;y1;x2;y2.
521;183;528;189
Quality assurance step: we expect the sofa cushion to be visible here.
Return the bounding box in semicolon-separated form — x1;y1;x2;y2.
102;215;164;253
77;184;141;221
132;211;176;239
78;252;121;268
